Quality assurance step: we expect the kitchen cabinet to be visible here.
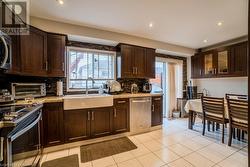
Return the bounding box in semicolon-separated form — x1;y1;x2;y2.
216;48;230;76
8;26;67;77
47;33;66;77
64;109;91;143
90;107;113;138
151;96;163;126
203;51;216;77
113;99;130;133
20;26;48;76
191;41;248;78
116;44;155;78
191;53;203;78
42;102;65;147
145;49;156;78
230;41;248;76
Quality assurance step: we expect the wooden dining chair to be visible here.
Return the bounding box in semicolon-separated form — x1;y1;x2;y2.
226;94;247;100
226;94;248;140
201;96;228;143
227;98;248;146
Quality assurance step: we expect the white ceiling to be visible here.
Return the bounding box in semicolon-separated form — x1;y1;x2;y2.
30;0;248;49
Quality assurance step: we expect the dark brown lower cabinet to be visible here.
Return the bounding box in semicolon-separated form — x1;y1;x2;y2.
42;102;64;147
42;102;129;147
113;99;130;133
90;107;113;138
64;109;91;143
151;96;163;126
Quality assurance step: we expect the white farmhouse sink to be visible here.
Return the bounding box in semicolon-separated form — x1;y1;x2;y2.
63;94;113;110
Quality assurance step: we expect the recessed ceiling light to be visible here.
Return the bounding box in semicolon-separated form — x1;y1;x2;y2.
149;22;153;28
203;39;208;43
57;0;64;5
217;21;223;26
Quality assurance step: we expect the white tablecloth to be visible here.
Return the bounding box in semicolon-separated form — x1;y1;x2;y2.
184;99;229;119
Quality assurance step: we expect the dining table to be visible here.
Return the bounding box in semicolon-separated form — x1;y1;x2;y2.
184;99;229;130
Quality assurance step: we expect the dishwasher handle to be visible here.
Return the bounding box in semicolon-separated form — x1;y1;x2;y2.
131;99;151;103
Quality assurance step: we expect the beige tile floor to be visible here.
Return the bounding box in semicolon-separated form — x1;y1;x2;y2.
25;118;250;167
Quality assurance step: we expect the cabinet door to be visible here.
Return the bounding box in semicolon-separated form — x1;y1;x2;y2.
120;45;134;78
230;42;248;76
151;96;163;126
90;107;113;138
216;49;229;76
113;99;129;133
191;54;203;78
203;51;216;77
134;46;146;77
42;102;64;147
145;48;156;78
47;33;66;77
64;109;91;142
20;27;47;76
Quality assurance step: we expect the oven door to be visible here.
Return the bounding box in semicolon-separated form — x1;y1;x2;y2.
7;110;42;167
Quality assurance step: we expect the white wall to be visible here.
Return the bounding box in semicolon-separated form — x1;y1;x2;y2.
192;77;248;97
30;16;195;56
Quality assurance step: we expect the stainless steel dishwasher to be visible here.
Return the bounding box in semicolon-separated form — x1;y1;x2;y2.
130;97;152;134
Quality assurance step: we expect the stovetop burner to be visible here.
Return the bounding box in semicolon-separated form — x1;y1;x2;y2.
0;106;26;122
0;104;43;128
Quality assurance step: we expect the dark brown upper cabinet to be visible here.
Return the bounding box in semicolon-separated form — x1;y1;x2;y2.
47;33;66;77
116;44;156;79
230;41;248;76
191;53;203;78
191;41;248;78
7;26;66;77
20;26;48;77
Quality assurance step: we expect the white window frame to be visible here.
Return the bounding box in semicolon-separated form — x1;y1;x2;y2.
66;46;116;92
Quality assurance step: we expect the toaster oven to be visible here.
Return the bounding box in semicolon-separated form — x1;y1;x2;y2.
11;83;46;100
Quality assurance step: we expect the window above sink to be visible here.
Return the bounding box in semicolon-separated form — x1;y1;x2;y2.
67;47;116;91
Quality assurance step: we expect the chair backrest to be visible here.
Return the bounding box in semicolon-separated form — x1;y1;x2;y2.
201;96;225;120
227;98;248;129
225;94;247;100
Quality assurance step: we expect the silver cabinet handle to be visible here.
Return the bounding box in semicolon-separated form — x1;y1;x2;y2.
136;67;138;74
45;61;48;71
91;112;94;121
154;98;161;101
132;100;151;103
114;108;117;118
152;105;155;112
0;137;3;162
87;111;90;121
199;69;202;75
117;100;126;104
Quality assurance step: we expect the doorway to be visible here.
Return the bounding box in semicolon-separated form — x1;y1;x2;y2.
150;57;183;119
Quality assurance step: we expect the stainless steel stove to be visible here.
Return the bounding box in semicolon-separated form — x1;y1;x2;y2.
0;104;43;167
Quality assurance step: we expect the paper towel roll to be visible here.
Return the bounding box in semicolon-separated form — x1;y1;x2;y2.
57;81;63;96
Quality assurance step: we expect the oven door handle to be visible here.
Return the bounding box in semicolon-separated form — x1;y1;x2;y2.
8;112;42;142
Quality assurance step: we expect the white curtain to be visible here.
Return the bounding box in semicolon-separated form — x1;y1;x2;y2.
166;62;183;119
166;63;176;118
